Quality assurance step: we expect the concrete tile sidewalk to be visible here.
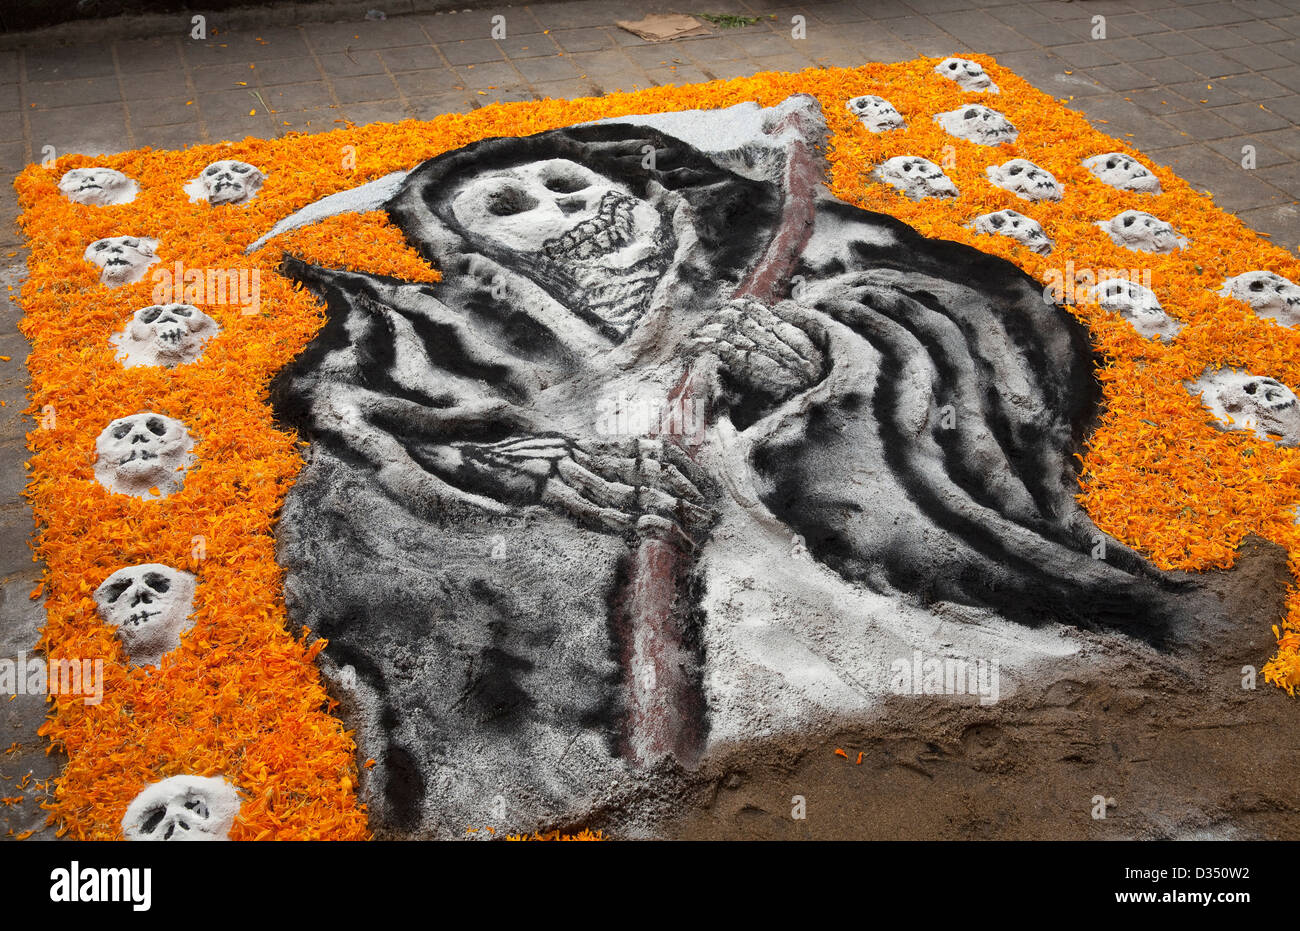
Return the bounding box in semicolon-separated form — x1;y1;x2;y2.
3;0;1300;839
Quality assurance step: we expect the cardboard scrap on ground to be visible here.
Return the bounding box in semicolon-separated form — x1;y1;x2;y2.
616;14;711;41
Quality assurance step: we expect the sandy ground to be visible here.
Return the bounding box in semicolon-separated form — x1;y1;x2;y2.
552;536;1300;840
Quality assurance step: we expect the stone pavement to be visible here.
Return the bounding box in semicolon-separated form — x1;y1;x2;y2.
2;0;1300;839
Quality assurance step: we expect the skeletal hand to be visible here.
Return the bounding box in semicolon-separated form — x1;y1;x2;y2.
688;298;825;409
450;434;713;544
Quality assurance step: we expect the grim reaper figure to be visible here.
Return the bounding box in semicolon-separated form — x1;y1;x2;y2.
264;96;1204;837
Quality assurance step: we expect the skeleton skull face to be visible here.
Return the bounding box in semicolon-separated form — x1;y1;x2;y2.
1189;368;1300;446
188;160;266;206
935;105;1018;145
1087;279;1182;341
58;167;138;206
970;210;1053;255
112;303;220;368
122;775;240;841
846;95;906;132
94;564;197;666
1097;210;1188;253
1220;271;1300;327
985;159;1062;202
450;159;662;269
874;156;958;200
84;236;160;286
935;57;998;93
94;413;196;499
1082;152;1161;194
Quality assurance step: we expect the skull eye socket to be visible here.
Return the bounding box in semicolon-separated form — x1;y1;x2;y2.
542;171;589;195
145;417;166;437
103;579;132;603
485;185;537;217
111;422;131;439
963;109;978;119
171;305;192;317
140;306;163;324
205;166;221;176
140;807;167;834
93;241;109;252
142;572;171;593
232;164;250;174
1008;165;1023;175
948;62;959;70
1122;215;1135;227
1249;280;1265;291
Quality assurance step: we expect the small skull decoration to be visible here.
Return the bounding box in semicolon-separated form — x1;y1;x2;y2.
1220;271;1300;328
1082;152;1161;194
935;57;998;93
84;236;160;287
970;210;1053;255
873;156;958;200
186;159;267;206
57;167;138;206
121;775;240;841
1096;210;1188;254
985;158;1063;202
94;564;197;666
934;105;1018;145
94;412;196;499
1087;278;1182;341
1188;368;1300;446
112;303;220;369
845;95;907;133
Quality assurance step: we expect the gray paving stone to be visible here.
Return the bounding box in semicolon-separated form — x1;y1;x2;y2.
1222;43;1297;70
379;45;446;73
1088;61;1161;90
132;96;204;128
1216;99;1296;131
330;73;399;103
1056;42;1124;67
265;80;337;110
1132;57;1203;84
393;69;459;97
531;77;602;99
438;38;504;65
406;91;480;118
28;76;121;110
513;53;582;83
1159;105;1245;139
1206;135;1295;168
24;45;114;81
255;56;329;86
552;28;617;53
316;49;389;77
453;60;525;88
497;34;563;59
1143;31;1212;56
114;37;184;74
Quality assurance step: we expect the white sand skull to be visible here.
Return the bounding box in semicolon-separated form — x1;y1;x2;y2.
1082;152;1161;194
1096;210;1188;253
84;236;159;286
935;57;998;93
846;94;906;132
934;105;1017;145
112;303;219;369
970;210;1053;255
93;413;196;499
58;167;138;206
873;156;958;200
986;158;1062;202
122;775;240;841
450;158;661;266
186;159;266;206
1220;271;1300;327
94;564;197;667
1087;278;1182;341
1188;368;1300;446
